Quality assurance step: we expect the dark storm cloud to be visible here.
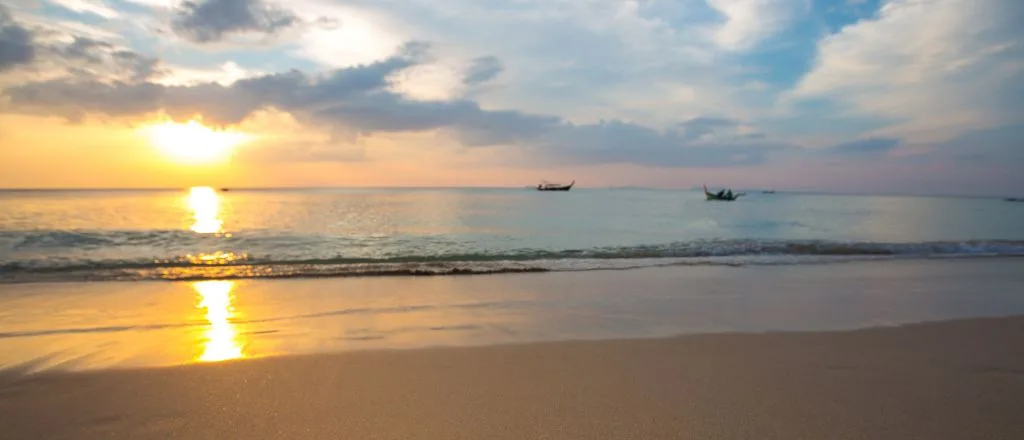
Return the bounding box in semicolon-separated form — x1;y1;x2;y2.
462;56;503;85
0;5;35;72
171;0;300;43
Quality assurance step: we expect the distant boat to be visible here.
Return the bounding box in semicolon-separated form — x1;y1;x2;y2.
1006;197;1023;202
536;180;574;191
762;190;776;194
703;185;744;201
219;188;230;192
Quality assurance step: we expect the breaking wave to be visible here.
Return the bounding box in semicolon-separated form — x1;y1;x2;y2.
3;232;1023;283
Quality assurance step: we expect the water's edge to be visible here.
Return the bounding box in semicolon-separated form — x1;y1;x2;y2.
3;245;1023;283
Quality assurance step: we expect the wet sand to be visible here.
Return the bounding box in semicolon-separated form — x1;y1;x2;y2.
4;258;1024;372
2;316;1023;439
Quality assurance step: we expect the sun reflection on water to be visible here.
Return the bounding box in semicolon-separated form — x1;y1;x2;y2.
193;280;245;362
188;186;223;234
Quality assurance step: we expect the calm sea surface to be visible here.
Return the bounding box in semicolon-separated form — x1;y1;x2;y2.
2;187;1023;283
3;187;1024;370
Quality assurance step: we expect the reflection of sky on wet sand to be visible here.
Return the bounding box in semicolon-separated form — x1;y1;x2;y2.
2;259;1024;372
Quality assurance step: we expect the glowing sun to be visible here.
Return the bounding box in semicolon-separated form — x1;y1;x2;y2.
141;120;251;163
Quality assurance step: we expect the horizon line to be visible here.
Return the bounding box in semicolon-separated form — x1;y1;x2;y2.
0;186;1015;200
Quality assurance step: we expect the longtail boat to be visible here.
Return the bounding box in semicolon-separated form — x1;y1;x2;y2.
537;180;574;191
703;185;744;201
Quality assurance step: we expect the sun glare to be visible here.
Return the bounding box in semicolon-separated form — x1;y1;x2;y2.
193;280;245;362
188;186;223;234
142;120;250;163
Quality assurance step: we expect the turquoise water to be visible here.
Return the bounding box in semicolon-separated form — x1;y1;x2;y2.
2;188;1023;282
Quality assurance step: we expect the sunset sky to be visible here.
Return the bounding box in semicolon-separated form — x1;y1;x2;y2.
1;0;1022;194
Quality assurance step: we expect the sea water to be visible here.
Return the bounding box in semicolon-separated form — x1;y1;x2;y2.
3;187;1024;370
2;187;1024;283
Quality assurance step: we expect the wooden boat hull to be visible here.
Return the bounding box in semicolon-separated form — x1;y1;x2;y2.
705;194;738;201
702;185;742;201
537;181;574;191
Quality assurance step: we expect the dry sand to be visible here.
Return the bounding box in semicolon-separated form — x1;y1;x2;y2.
2;316;1023;439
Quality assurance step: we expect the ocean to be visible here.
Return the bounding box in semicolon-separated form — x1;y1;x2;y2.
3;187;1024;370
2;187;1024;283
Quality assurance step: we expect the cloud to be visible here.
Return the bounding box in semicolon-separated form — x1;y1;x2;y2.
826;137;899;156
0;6;165;84
291;5;407;69
677;116;738;141
705;0;808;51
280;0;753;125
0;5;35;72
120;0;177;8
2;40;787;167
48;0;121;19
59;36;114;62
50;36;164;82
171;0;301;43
111;50;163;82
15;13;123;42
389;55;504;101
156;61;262;86
900;124;1024;165
462;56;502;85
789;0;1024;143
534;119;787;168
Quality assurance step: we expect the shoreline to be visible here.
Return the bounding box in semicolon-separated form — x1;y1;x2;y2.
3;257;1024;372
4;253;1024;285
3;315;1023;439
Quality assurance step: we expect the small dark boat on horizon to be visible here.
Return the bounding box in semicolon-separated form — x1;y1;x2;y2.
703;185;744;201
1006;197;1023;202
537;180;575;191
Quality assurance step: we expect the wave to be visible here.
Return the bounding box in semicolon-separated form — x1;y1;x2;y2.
3;237;1023;283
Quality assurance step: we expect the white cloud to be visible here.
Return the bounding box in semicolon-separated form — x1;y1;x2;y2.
155;61;261;86
47;0;120;19
14;14;123;41
119;0;180;8
276;0;760;128
705;0;808;51
288;2;406;68
789;0;1024;143
388;62;464;101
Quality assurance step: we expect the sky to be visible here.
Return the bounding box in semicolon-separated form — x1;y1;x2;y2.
0;0;1022;194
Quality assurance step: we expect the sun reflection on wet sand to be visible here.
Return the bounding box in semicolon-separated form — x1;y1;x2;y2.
194;280;245;362
188;186;223;234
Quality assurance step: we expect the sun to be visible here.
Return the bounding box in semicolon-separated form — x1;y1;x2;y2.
141;120;251;163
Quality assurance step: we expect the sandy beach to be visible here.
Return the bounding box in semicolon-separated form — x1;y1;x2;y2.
4;0;1024;434
2;259;1024;439
2;316;1023;439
